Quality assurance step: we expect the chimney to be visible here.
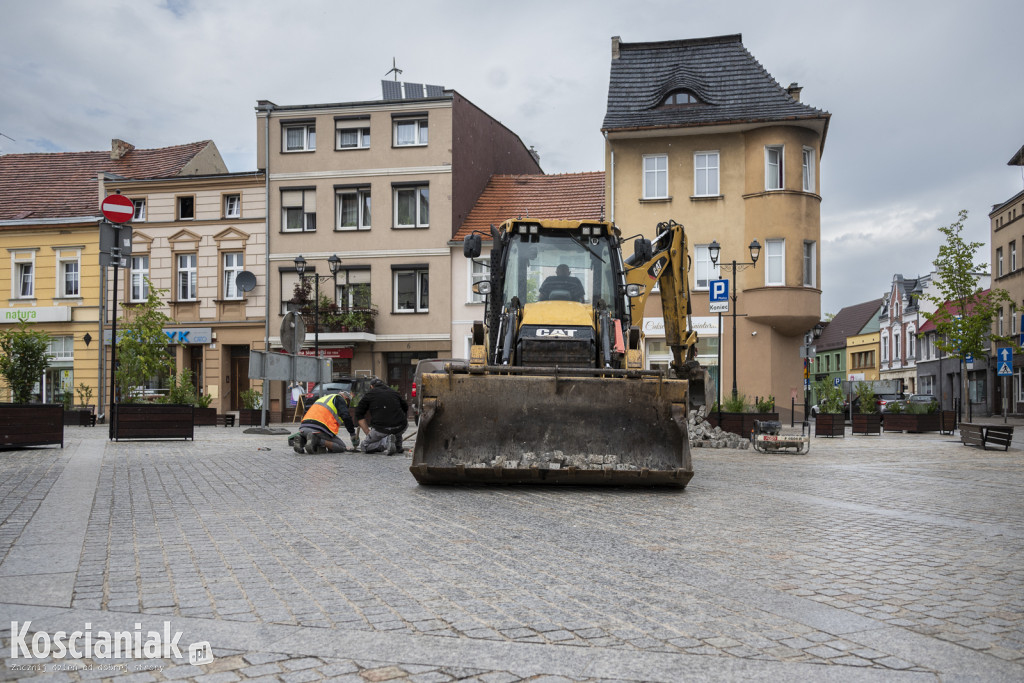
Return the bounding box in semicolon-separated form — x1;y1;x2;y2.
611;36;621;60
786;83;802;102
528;146;540;164
110;139;135;160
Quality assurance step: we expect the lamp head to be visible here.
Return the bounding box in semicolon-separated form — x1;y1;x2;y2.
293;254;307;276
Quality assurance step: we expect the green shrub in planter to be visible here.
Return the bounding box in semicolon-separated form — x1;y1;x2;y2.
854;383;877;413
723;393;746;413
755;395;775;413
814;380;844;414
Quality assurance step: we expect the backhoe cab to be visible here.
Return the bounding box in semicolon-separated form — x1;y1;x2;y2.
410;218;705;487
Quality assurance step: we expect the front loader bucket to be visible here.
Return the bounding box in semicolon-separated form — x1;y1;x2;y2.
410;370;693;487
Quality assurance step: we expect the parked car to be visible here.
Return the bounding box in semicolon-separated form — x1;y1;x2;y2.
305;377;372;403
412;359;467;424
876;393;906;413
906;394;939;410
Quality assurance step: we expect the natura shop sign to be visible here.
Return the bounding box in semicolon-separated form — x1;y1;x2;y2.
0;307;72;323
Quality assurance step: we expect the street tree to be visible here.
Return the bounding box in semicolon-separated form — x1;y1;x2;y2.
921;209;1011;412
0;319;51;403
115;280;179;402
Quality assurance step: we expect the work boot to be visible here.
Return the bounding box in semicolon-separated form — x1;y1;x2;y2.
385;434;398;455
351;432;361;449
289;433;306;454
305;432;321;454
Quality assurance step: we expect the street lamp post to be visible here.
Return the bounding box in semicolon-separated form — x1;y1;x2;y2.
708;239;761;401
294;254;342;386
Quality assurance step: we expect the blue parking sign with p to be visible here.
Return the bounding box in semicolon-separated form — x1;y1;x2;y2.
710;279;728;302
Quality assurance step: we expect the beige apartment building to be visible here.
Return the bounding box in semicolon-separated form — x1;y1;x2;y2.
105;170;267;413
0;139;227;414
257;83;541;413
602;35;830;418
990;143;1024;413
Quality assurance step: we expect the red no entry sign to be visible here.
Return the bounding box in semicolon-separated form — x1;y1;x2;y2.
101;194;134;223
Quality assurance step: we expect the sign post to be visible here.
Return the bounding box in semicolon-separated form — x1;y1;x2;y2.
101;194;134;439
709;279;729;313
998;347;1013;423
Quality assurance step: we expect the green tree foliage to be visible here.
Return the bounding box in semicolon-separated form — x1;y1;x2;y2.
0;320;51;403
813;380;844;414
922;209;1012;359
115;280;178;403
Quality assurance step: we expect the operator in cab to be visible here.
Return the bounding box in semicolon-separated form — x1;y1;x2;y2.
538;264;585;302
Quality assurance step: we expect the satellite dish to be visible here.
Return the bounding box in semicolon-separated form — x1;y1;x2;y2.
280;312;307;355
236;270;257;292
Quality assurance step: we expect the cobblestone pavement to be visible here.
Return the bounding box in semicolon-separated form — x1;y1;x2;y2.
0;424;1022;681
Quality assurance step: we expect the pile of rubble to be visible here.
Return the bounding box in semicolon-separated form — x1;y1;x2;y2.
468;452;640;471
688;406;751;450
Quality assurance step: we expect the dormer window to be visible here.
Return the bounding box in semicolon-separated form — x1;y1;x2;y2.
660;90;700;106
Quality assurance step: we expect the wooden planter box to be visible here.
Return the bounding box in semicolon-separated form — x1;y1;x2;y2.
883;413;941;433
63;408;93;426
707;412;780;437
815;413;846;437
239;408;262;426
112;404;194;441
193;407;217;426
940;410;958;435
0;403;63;448
851;413;881;435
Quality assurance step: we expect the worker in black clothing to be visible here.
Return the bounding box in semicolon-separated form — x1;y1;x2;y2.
355;378;409;455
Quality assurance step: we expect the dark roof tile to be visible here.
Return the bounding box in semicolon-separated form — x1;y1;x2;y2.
603;34;830;134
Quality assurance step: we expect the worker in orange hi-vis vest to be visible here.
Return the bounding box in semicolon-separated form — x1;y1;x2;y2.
288;393;359;454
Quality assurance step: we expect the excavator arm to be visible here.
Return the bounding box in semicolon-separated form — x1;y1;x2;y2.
623;219;706;406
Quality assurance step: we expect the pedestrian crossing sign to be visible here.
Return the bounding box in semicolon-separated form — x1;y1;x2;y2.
998;361;1013;376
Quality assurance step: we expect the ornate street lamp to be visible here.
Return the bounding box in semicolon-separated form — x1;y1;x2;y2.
708;239;762;401
294;254;343;385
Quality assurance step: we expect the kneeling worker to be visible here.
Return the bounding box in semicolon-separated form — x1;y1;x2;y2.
289;392;360;454
355;378;409;455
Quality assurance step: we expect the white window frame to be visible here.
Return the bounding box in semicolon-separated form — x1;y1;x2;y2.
57;250;81;298
12;251;35;299
281;189;317;232
693;244;720;290
1012;241;1017;272
1012;303;1018;336
998;308;1005;337
765;239;785;286
281;270;301;315
468;253;490;304
765;145;784;191
336;188;371;231
803;240;816;287
907;326;915;360
46;336;74;361
130;255;149;302
337;127;370;149
336;268;371;309
177;253;197;302
283;123;316;152
132;198;146;222
223;252;244;300
642;154;668;199
394;268;429;313
393;119;428;147
694;151;719;197
881;333;889;362
394;185;429;228
997;247;1004;277
802;147;815;193
224;194;240;219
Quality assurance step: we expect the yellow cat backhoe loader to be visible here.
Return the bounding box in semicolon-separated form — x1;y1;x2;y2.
410;218;706;487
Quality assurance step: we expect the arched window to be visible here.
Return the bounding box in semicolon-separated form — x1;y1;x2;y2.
660;90;699;106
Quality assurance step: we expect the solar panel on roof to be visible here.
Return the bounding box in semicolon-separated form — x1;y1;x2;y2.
403;82;424;99
381;80;402;100
425;84;445;97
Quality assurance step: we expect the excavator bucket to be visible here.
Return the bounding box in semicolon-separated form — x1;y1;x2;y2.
410;369;693;487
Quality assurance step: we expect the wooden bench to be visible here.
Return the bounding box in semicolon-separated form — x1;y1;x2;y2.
959;423;1014;451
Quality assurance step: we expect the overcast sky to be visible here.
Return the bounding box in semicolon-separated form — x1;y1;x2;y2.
2;0;1022;315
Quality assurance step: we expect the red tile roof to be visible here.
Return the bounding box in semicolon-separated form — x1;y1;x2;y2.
455;172;605;240
918;289;990;333
0;141;216;221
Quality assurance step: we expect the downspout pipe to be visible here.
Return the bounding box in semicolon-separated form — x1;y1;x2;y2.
259;102;274;427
